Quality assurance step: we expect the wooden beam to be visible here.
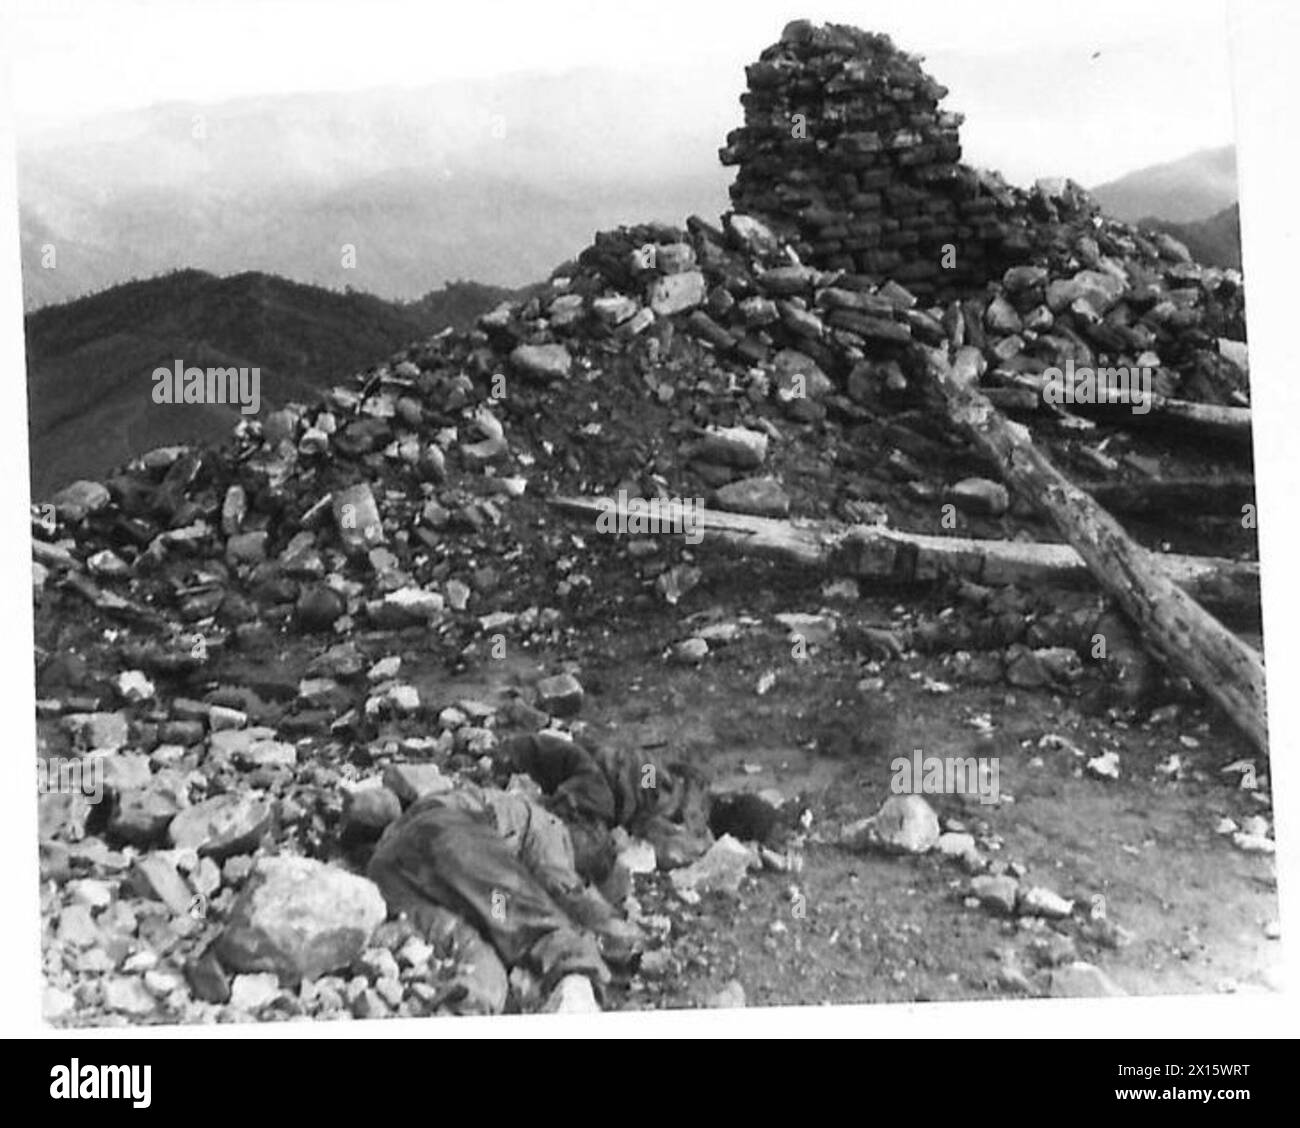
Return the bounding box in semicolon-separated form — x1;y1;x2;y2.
922;347;1267;754
546;497;1259;611
988;372;1253;443
1080;476;1256;518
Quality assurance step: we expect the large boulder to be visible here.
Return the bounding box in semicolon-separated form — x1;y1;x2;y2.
214;855;387;984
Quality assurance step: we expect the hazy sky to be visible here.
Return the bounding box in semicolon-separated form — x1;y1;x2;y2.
7;0;1240;184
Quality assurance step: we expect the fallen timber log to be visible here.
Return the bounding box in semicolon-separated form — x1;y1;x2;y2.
1080;476;1256;518
986;373;1253;444
923;347;1267;755
1073;388;1252;442
546;497;1259;612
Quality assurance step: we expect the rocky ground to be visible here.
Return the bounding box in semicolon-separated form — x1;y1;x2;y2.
32;192;1277;1025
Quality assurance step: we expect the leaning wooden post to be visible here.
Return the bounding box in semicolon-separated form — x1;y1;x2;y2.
921;346;1268;755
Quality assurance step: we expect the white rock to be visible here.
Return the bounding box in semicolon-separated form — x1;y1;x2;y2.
368;656;402;682
357;947;400;983
1241;815;1270;838
1218;338;1249;374
382;587;444;622
592;295;638;327
1019;886;1074;919
544;974;600;1013
935;832;978;861
87;550;130;577
114;671;155;703
775;612;836;647
970;875;1020;915
725;213;781;256
706;980;747;1009
229;972;281;1011
1232;832;1275;854
647;270;706;316
694;425;768;469
615;837;658;876
1087;752;1121;780
873;794;941;854
208;705;248;732
510;343;573;382
670;835;760;895
102;976;156;1015
214;856;387;982
670;638;709;665
67;879;114;911
43;986;76;1019
143;968;186;998
122;950;158;974
397;936;435;969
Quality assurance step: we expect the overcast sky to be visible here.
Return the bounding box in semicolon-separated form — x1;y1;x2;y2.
6;0;1240;184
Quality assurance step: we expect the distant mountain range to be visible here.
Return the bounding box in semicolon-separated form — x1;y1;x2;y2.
18;72;734;310
26;271;517;496
19;73;1239;310
1091;145;1237;224
20;74;1244;498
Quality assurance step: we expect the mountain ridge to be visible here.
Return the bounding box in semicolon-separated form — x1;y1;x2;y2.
26;269;520;496
1091;145;1237;224
18;71;735;309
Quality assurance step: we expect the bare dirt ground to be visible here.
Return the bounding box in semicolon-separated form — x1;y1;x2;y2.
170;543;1278;1010
467;591;1278;1008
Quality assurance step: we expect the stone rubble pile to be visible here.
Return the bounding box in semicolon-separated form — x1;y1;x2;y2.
515;189;1247;443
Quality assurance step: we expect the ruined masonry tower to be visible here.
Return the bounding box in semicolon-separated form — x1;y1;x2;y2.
721;21;1023;297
